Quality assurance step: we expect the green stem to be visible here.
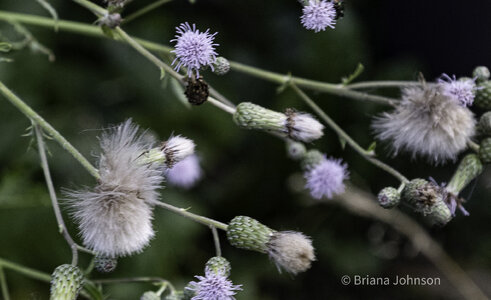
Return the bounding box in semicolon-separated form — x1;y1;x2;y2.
71;0;107;17
0;80;100;179
345;81;422;89
123;0;173;24
290;83;409;184
154;201;229;231
210;226;222;257
35;125;79;266
0;258;51;282
92;277;169;284
0;12;397;106
468;141;480;153
0;267;10;300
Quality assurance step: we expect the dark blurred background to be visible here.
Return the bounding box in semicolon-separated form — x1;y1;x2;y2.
0;0;490;299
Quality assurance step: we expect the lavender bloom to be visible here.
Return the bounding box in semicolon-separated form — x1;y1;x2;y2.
165;154;202;189
438;74;477;107
186;268;242;300
304;157;348;199
171;22;218;77
301;0;337;32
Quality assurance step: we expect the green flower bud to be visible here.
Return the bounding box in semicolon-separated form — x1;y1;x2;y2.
140;291;160;300
301;149;324;170
227;216;274;253
446;154;483;194
479;112;491;136
401;179;443;215
94;255;117;273
427;200;452;227
286;141;306;160
475;80;491;110
377;187;400;209
50;264;84;300
479;138;491;164
473;66;490;82
213;57;230;75
205;256;231;277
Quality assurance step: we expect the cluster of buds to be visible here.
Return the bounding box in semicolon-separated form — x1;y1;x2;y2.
234;102;324;143
226;216;315;274
49;264;84;300
474;66;491;110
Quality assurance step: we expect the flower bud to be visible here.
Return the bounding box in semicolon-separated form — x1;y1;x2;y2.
97;13;122;29
213;57;230;75
427;200;452;226
446;154;483;195
227;216;315;274
301;149;324;170
475;80;491;110
286;140;306;160
50;264;84;300
205;256;231;277
140;291;160;300
401;179;444;215
94;255;117;273
479;112;491;136
233;102;324;142
139;136;195;168
473;66;490;82
377;187;400;209
479;138;491;164
227;216;274;253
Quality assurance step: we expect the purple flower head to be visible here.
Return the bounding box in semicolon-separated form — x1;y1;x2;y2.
186;269;242;300
301;0;337;33
304;157;348;199
171;22;219;77
165;154;202;189
437;74;477;107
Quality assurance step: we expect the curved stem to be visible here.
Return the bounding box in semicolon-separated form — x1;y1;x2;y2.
290;83;409;184
123;0;173;24
210;226;222;257
0;258;51;282
468;141;480;153
208;97;235;114
345;81;422;89
0;80;100;179
154;201;228;231
35;125;79;266
0;267;9;300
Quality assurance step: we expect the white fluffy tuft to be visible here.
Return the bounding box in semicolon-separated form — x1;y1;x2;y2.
267;231;316;274
372;85;476;164
289;112;324;142
66;120;164;257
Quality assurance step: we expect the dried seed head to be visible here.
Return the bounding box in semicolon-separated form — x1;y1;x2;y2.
50;264;84;300
184;76;209;105
267;231;316;274
377;187;401;209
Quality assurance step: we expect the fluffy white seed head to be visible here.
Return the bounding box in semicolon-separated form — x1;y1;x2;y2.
267;231;316;274
163;135;196;167
372;85;476;164
66;120;164;257
287;111;325;143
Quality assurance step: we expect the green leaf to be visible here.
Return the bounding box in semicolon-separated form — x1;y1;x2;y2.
339;136;347;150
160;67;166;80
342;63;364;85
366;141;377;154
35;0;59;32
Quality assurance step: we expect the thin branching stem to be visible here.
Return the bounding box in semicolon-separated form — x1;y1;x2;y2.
290;83;409;184
0;80;100;179
0;267;10;300
34;125;79;266
123;0;174;24
92;277;169;284
345;81;423;89
210;226;222;257
0;258;51;282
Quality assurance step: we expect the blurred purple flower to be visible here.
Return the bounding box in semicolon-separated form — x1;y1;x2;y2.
165;154;202;189
438;74;476;107
186;268;242;300
171;22;218;77
301;0;337;33
304;157;348;199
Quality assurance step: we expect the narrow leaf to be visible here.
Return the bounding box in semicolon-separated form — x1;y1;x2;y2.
342;63;364;85
35;0;59;32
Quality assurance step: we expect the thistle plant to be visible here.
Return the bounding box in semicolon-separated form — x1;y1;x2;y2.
0;1;490;300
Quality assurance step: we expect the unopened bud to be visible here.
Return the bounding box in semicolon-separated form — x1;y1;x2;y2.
446;154;483;195
213;57;230;75
94;255;117;273
205;256;231;277
475;80;491;110
301;149;324;170
377;187;400;209
286;141;306;160
479;112;491;136
50;264;84;300
479;138;491;164
473;66;490;82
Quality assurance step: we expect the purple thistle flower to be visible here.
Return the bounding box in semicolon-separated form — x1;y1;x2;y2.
171;22;218;77
437;74;477;107
301;0;337;33
165;154;202;189
186;269;242;300
304;157;348;199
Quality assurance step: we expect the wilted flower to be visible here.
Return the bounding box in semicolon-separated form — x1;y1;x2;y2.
171;22;218;77
437;74;477;107
304;157;348;199
66;120;164;257
373;84;476;164
301;0;337;32
165;154;202;189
